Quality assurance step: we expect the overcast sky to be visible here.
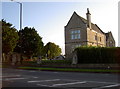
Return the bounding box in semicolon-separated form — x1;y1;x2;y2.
1;0;119;54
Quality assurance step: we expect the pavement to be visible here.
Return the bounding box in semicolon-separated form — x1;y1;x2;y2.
1;68;120;89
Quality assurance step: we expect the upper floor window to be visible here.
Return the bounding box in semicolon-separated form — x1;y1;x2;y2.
95;35;97;40
100;37;101;42
71;30;80;39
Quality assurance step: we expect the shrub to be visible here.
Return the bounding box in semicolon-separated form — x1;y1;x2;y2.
41;60;72;65
74;46;120;64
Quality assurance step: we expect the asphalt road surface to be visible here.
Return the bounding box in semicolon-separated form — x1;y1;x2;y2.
1;68;120;89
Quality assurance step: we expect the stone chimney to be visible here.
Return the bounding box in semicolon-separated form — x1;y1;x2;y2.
86;8;91;29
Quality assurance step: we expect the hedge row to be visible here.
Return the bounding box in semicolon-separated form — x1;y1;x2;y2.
74;47;120;64
23;60;72;65
41;60;72;65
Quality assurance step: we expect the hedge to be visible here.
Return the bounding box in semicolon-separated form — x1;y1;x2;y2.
41;60;72;65
23;60;72;65
74;46;120;64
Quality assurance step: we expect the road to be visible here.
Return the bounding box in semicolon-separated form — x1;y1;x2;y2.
1;68;120;89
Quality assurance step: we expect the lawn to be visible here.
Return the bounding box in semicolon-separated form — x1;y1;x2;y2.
18;66;120;73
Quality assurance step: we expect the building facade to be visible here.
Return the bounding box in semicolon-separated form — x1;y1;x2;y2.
65;8;115;59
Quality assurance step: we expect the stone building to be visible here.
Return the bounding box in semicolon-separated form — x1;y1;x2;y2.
105;31;115;47
65;8;115;59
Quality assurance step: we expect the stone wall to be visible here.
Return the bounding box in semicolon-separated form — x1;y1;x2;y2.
2;53;21;65
87;28;106;47
2;53;12;62
71;64;120;69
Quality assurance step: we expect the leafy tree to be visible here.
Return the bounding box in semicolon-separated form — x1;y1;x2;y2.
2;19;19;54
43;42;61;59
14;27;43;58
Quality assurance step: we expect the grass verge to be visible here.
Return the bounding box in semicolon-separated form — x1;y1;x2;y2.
18;66;120;73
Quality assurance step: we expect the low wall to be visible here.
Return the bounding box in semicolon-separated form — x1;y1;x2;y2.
73;64;120;69
20;62;120;69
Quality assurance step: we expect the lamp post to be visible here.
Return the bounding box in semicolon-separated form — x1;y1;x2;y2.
11;0;22;31
11;0;23;65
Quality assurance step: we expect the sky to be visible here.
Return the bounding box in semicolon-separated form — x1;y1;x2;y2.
1;0;119;55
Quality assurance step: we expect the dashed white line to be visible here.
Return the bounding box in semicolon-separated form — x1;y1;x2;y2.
32;77;38;78
35;79;120;88
28;79;60;83
36;81;86;87
0;75;21;78
51;81;86;87
53;72;58;73
5;78;26;81
92;84;120;89
86;80;118;84
37;84;51;87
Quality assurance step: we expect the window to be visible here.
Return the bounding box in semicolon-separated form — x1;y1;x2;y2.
71;30;80;39
77;30;80;33
77;34;80;39
75;30;77;33
75;35;78;39
100;37;101;42
71;31;74;34
75;44;81;47
95;35;97;40
71;34;74;39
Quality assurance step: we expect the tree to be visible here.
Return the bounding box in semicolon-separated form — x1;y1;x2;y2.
43;42;61;59
2;19;19;54
14;27;43;58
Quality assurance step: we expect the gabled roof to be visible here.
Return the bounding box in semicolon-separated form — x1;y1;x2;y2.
65;11;86;28
105;31;115;42
66;11;105;34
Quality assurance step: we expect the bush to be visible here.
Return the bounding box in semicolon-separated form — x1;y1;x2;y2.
41;60;72;65
75;46;120;64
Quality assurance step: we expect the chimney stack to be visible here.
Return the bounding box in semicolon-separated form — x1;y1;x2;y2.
86;8;91;29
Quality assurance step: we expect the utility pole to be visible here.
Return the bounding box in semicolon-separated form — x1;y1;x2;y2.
11;0;23;65
11;0;22;31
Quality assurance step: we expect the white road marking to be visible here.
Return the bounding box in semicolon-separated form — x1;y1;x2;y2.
51;81;86;87
4;78;26;81
86;80;117;84
0;75;21;77
61;79;80;82
0;75;21;78
92;84;120;89
37;84;51;87
54;79;117;84
28;79;60;83
53;72;58;73
32;77;38;78
35;79;119;88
